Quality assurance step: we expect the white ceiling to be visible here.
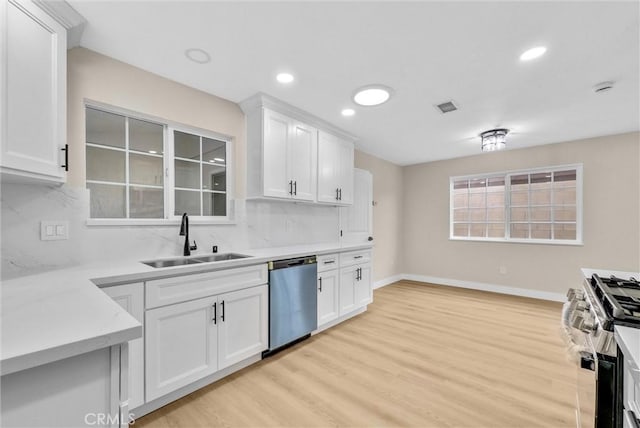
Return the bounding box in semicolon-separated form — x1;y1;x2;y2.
69;1;639;166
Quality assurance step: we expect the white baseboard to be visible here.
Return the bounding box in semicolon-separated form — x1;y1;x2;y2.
399;274;566;302
373;274;403;289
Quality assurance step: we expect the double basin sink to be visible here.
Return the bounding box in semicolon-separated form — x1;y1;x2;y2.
142;253;250;268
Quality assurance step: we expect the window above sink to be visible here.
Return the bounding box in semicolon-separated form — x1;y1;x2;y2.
84;102;235;226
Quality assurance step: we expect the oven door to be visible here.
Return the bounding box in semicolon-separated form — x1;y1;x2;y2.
577;351;597;428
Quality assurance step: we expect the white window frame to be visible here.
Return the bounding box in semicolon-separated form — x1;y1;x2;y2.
168;125;233;221
84;101;235;226
449;164;583;245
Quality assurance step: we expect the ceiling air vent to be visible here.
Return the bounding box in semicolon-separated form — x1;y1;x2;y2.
435;101;458;114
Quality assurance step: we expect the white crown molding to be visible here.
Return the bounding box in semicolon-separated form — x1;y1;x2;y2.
239;92;358;143
33;0;86;48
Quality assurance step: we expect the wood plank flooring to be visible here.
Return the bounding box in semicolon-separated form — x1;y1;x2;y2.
135;281;577;428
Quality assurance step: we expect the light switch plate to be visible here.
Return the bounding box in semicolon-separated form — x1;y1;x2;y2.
41;221;69;241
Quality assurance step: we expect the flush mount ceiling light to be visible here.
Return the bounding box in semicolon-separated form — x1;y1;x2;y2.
341;108;355;117
276;73;294;84
480;128;509;152
353;85;393;106
184;48;211;64
519;46;547;61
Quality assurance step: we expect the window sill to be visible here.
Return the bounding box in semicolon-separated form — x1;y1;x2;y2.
86;218;236;227
449;236;583;246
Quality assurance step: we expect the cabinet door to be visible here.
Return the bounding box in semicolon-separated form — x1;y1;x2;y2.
340;168;373;244
102;284;145;410
336;139;354;205
317;131;340;203
354;264;373;308
2;0;66;181
288;121;317;201
145;296;218;401
217;285;268;370
263;109;291;199
318;270;340;326
339;266;356;316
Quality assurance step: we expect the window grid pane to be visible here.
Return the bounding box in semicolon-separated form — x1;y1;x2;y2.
174;131;227;217
86;107;165;219
451;167;579;242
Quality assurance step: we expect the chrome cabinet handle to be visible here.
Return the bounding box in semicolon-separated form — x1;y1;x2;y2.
221;301;225;322
294;181;297;196
212;302;217;324
354;255;363;259
318;277;322;292
336;188;340;200
338;188;342;200
288;180;293;195
323;260;335;264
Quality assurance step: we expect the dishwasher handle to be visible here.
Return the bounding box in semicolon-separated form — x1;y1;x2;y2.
270;256;317;270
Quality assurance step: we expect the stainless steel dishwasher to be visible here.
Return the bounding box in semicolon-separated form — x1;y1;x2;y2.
264;255;318;356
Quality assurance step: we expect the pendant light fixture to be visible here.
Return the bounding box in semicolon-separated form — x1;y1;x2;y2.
480;128;509;152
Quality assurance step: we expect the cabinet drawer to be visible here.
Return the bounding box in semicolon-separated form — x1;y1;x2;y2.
339;250;372;268
317;253;339;272
146;264;268;309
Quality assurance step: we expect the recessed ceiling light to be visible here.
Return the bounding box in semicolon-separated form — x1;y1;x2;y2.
276;73;294;84
185;48;211;64
519;46;547;61
341;108;355;117
353;85;393;106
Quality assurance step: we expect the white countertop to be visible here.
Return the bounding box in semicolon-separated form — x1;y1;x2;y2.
1;242;372;376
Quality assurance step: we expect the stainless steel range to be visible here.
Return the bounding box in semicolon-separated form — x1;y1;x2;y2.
564;271;640;428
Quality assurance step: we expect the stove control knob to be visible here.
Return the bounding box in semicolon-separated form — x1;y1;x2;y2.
580;315;596;333
571;314;584;330
576;301;589;311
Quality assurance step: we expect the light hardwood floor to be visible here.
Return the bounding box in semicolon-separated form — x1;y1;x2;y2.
135;281;577;428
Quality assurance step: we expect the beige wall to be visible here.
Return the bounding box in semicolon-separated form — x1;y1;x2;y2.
355;150;404;283
67;48;246;197
402;132;640;295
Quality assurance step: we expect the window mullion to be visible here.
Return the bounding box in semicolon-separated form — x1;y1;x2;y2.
199;137;204;216
505;174;511;239
125;117;130;219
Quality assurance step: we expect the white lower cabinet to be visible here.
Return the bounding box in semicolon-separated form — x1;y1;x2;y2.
145;295;218;402
339;262;373;316
354;264;373;307
217;285;268;370
102;283;145;410
145;284;268;402
318;269;340;326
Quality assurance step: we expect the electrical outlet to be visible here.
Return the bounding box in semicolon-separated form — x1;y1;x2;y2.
41;221;69;241
499;266;507;275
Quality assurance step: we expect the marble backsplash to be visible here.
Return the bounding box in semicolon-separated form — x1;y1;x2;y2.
1;183;340;280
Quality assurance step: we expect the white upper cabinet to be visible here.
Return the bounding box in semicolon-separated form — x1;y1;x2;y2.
317;131;354;205
1;0;67;183
242;93;356;204
249;107;317;201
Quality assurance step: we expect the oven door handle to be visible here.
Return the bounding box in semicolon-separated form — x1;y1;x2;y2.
625;410;640;428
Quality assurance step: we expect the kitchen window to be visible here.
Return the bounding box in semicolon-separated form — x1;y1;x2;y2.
450;165;582;244
85;105;232;224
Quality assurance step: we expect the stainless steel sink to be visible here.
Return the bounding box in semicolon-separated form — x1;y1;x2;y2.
142;253;250;268
142;258;204;268
191;253;250;263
